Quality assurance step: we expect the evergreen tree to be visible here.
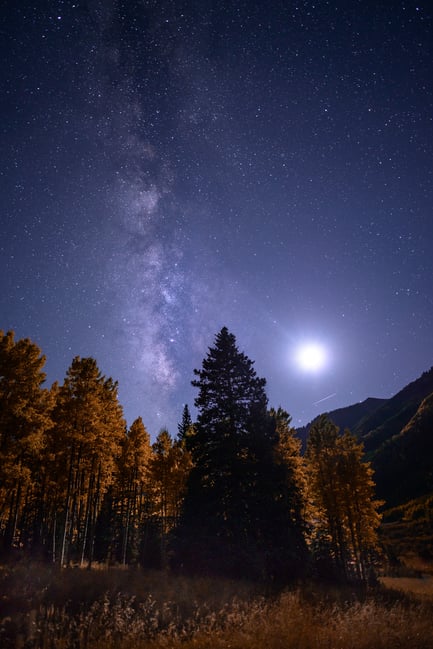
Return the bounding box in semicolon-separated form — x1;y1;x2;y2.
177;404;195;447
306;415;383;582
176;327;306;579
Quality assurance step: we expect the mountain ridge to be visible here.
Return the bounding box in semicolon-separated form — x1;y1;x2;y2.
295;396;388;451
296;367;433;453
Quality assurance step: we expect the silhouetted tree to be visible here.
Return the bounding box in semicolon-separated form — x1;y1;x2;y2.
178;404;191;438
176;327;307;580
177;404;195;448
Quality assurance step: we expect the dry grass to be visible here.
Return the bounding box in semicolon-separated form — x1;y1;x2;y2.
380;575;433;597
401;554;433;576
1;563;433;649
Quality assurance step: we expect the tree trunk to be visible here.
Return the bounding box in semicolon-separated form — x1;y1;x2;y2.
87;464;102;569
60;445;75;566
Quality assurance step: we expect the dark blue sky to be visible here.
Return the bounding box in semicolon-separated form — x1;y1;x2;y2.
1;0;432;436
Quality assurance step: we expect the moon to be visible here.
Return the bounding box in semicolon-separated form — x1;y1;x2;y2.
295;342;328;372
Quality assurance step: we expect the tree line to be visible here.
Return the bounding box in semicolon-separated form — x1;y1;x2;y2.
0;327;382;582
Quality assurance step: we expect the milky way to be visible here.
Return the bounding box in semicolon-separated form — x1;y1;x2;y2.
1;1;432;435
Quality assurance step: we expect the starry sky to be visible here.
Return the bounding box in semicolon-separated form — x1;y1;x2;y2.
1;0;432;437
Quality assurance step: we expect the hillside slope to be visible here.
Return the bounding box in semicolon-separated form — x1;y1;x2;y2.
296;397;387;450
373;391;433;508
353;367;433;452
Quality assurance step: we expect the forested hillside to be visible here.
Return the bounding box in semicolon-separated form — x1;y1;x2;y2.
354;368;433;453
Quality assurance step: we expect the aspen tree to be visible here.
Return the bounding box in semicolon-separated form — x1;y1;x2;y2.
116;417;152;565
0;331;52;550
306;415;382;581
51;357;125;566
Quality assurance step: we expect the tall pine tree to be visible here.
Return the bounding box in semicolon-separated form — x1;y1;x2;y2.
176;327;306;580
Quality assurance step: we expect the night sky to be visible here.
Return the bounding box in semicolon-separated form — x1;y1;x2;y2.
1;1;432;437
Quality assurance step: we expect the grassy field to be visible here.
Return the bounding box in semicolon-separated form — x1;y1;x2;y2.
1;562;433;648
380;575;433;597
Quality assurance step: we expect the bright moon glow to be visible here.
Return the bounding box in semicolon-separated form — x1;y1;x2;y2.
295;343;328;372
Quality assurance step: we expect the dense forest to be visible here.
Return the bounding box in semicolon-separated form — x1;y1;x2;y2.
0;327;382;583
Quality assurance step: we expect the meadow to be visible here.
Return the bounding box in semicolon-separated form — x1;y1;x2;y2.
1;562;433;649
